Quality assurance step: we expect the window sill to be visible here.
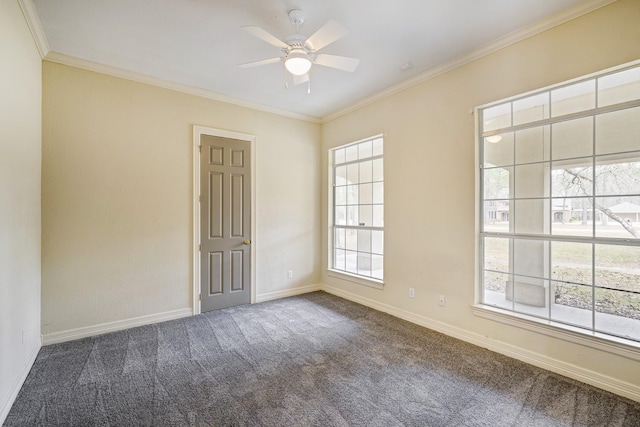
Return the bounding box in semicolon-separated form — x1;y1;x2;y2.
472;304;640;362
327;269;384;290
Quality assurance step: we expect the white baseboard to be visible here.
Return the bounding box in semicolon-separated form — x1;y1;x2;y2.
42;308;193;345
255;283;322;303
43;284;324;346
0;341;41;425
320;283;640;403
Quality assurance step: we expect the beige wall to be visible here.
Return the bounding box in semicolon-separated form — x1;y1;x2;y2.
42;62;321;335
0;0;42;422
322;0;640;391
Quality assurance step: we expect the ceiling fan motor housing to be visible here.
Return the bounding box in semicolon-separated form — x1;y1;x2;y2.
282;36;314;62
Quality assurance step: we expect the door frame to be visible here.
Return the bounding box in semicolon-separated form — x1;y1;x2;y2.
192;125;256;315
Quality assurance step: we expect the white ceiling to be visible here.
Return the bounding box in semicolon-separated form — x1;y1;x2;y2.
32;0;605;120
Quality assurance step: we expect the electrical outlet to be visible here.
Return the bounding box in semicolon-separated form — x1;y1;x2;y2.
409;288;415;298
438;295;446;307
287;270;293;279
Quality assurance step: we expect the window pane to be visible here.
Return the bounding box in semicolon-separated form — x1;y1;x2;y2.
359;205;372;226
357;229;371;253
596;107;640;155
345;229;357;251
346;185;358;205
595;197;640;240
513;92;549;125
335;186;346;205
358;253;371;276
551;80;595;117
550;200;570;226
335;206;346;226
551;241;592;285
359;160;372;183
335;165;347;185
371;255;383;280
371;230;383;255
551;198;594;237
334;148;345;165
335;227;346;249
551;281;593;329
358;140;372;159
359;183;372;205
595;244;640;292
483;132;513;167
483;200;510;233
347;163;359;184
551;117;593;160
595;288;640;341
515;126;549;164
372;205;384;227
598;67;640;107
345;250;357;273
552;159;593;197
334;249;346;270
483;271;512;310
483;103;511;132
372;158;383;182
345;144;358;162
347;206;358;226
514;199;549;234
515;163;549;199
595;152;640;196
483;237;509;273
372;182;384;204
483;167;511;199
372;138;383;156
513;276;549;318
513;239;548;278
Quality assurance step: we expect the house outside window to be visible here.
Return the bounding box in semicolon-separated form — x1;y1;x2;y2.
478;61;640;344
330;136;384;283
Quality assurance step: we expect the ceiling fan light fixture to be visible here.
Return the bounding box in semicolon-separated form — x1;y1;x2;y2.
285;50;312;75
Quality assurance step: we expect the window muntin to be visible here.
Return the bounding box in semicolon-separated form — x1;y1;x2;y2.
331;136;383;281
479;63;640;343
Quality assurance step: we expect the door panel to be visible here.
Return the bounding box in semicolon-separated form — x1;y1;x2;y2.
209;172;223;238
200;135;251;311
231;174;244;237
208;252;223;295
231;250;244;291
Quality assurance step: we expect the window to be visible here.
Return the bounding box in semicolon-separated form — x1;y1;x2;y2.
330;136;384;283
478;62;640;343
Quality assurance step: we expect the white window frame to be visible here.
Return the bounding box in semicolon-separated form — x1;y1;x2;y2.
474;60;640;359
328;135;384;289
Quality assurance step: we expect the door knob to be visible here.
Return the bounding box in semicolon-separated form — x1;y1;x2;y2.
243;239;251;245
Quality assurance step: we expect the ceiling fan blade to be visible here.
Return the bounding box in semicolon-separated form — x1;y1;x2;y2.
292;73;309;86
242;26;288;49
238;57;282;68
304;20;348;51
314;54;360;72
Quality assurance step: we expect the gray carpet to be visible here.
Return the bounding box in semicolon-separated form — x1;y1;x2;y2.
5;291;640;426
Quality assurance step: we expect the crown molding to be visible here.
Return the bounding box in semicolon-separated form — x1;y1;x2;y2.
322;0;618;123
43;52;322;124
17;0;50;59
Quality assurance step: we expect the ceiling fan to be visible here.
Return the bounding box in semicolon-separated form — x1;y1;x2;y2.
238;9;360;92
